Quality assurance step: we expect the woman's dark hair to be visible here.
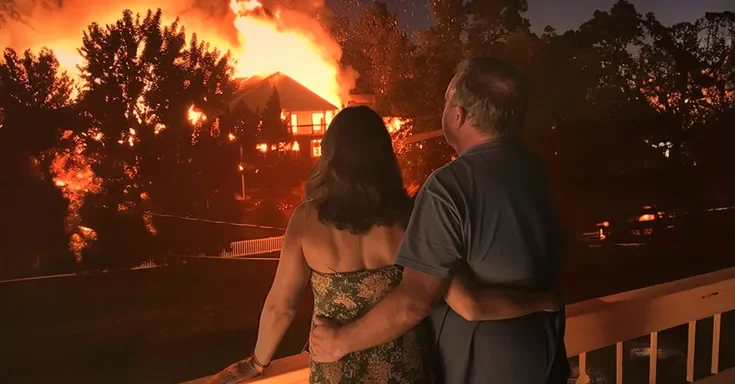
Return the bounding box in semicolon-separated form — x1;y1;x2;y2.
305;106;411;234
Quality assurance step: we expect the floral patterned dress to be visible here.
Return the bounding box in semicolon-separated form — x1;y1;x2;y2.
309;266;433;384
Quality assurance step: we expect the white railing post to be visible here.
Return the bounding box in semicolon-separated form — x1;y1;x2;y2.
577;352;589;384
712;313;721;375
687;321;696;383
616;341;623;384
649;332;658;384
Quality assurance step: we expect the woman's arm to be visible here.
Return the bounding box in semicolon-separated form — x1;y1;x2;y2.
208;205;312;384
445;272;560;322
252;203;312;365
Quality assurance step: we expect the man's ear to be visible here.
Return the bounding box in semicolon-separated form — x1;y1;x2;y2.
455;107;468;130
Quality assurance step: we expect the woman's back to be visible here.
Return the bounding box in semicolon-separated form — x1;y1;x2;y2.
297;204;431;383
301;202;404;274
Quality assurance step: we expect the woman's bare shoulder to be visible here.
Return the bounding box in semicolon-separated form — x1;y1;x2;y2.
288;200;318;230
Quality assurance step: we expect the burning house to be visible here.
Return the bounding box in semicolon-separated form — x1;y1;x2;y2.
229;72;411;160
230;72;339;159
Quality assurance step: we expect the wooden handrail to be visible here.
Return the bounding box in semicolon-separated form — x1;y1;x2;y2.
184;266;735;384
566;266;735;356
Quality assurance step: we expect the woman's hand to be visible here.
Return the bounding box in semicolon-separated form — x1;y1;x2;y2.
207;357;263;384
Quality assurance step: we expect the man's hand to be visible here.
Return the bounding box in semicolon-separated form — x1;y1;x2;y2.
309;316;348;362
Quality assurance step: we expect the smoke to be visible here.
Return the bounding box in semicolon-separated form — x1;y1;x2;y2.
1;0;238;70
0;0;341;54
1;0;357;103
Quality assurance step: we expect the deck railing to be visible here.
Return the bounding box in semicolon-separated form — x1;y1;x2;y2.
221;236;284;258
566;266;735;383
183;265;735;384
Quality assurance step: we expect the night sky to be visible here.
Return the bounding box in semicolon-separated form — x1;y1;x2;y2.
335;0;733;33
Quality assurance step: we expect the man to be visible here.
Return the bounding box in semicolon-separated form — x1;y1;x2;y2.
310;57;570;383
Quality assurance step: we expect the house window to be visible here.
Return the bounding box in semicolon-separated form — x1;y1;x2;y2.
325;110;334;126
312;113;325;132
291;114;298;134
311;139;322;158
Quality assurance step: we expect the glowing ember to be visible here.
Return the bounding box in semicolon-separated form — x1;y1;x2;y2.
187;106;207;125
384;117;411;134
49;131;103;261
254;141;301;154
638;214;656;222
154;123;166;135
142;214;157;235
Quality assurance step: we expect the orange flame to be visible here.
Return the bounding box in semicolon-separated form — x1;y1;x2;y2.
228;0;350;107
638;214;656;222
49;131;103;261
187;105;207;125
384;117;411;134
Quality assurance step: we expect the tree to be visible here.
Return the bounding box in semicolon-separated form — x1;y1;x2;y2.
0;48;76;277
464;0;530;56
639;11;735;166
75;9;242;266
339;1;412;113
539;1;664;174
259;88;288;143
677;12;735;172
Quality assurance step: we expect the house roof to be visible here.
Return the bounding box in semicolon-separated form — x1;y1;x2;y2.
230;72;338;112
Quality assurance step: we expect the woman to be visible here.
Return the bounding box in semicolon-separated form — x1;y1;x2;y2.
208;106;558;384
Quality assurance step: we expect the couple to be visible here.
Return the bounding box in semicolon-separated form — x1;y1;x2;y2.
209;57;570;384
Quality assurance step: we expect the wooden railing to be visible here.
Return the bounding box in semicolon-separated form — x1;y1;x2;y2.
184;266;735;384
566;266;735;383
221;236;284;258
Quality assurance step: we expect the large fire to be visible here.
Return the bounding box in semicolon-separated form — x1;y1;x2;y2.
228;0;347;107
0;0;353;107
1;0;409;261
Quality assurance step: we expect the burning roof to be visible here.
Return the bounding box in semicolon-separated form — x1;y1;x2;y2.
230;72;339;112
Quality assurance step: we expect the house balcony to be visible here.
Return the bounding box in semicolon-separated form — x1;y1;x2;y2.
183;250;735;384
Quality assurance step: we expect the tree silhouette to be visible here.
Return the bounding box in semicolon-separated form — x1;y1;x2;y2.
259;87;289;143
0;48;75;277
75;9;241;266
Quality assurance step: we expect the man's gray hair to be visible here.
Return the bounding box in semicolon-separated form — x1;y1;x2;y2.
448;57;529;137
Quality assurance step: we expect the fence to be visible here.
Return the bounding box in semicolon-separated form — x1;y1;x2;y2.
220;236;285;258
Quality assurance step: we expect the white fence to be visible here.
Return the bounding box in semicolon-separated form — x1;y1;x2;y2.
184;265;735;384
220;236;285;258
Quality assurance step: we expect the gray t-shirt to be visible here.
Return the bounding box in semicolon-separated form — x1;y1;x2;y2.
395;140;569;383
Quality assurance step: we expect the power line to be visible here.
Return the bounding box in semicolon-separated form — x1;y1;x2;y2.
144;211;285;230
